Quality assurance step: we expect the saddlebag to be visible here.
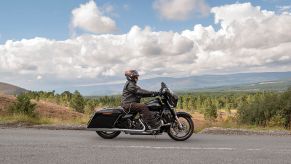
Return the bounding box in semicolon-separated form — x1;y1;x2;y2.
87;108;123;128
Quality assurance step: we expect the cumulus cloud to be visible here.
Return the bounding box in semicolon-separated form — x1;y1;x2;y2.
1;2;291;90
181;2;291;73
71;0;117;34
153;0;209;20
0;26;195;82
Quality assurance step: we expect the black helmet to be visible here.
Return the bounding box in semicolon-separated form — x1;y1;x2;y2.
125;70;139;82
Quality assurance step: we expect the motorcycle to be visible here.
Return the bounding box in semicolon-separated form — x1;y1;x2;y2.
87;82;194;141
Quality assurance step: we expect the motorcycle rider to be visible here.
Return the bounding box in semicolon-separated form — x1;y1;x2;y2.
121;70;161;130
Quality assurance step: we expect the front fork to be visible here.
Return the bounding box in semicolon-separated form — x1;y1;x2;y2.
174;113;183;129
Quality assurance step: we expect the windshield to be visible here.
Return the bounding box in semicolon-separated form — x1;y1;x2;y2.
161;82;178;107
168;87;174;95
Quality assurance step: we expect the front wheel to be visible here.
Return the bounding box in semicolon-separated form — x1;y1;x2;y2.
167;115;194;141
96;131;121;139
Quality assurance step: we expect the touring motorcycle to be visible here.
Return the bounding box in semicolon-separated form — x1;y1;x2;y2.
87;82;194;141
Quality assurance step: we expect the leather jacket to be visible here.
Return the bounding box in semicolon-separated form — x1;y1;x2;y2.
121;80;156;104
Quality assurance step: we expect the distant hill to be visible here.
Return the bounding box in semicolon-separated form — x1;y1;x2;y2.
192;79;291;92
0;82;27;95
66;71;291;95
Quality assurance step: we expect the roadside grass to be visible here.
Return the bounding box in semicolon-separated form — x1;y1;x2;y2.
193;117;288;132
0;113;89;126
0;114;51;125
190;110;289;132
0;107;288;132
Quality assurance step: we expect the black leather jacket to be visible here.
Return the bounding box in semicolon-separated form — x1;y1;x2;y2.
121;80;155;104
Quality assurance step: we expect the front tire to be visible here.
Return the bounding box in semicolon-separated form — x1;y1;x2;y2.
167;115;194;141
96;131;121;139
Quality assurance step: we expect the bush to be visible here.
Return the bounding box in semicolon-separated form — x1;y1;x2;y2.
238;90;291;129
84;99;97;115
268;114;286;127
9;94;37;117
238;93;279;126
279;89;291;128
204;104;218;121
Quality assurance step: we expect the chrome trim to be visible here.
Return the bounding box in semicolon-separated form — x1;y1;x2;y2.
175;116;183;129
87;119;146;132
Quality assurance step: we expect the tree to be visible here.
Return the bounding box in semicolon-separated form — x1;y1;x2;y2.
61;91;73;106
70;91;85;113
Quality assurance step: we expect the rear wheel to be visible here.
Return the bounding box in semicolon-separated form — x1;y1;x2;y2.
96;131;121;139
167;115;194;141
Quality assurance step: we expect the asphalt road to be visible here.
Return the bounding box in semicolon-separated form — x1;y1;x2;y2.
1;128;291;164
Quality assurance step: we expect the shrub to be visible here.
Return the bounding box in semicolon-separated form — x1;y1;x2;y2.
238;93;279;126
237;91;291;129
204;104;218;121
84;99;97;115
268;114;286;127
9;94;37;117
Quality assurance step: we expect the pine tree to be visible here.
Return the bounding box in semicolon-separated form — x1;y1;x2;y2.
70;91;85;113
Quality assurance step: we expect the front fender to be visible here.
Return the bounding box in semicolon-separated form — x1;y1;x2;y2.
176;112;192;118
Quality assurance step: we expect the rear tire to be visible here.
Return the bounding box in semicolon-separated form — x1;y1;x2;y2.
167;115;194;141
96;131;121;139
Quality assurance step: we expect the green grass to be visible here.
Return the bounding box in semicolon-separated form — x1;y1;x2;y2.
0;113;90;126
0;114;51;125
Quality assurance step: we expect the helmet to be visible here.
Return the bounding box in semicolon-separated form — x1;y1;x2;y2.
125;70;139;82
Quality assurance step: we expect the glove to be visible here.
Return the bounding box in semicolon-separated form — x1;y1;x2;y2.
151;91;160;97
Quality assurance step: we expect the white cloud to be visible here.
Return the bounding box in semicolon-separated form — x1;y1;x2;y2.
181;2;291;73
153;0;209;20
36;75;42;80
1;2;291;90
71;0;117;34
0;26;196;81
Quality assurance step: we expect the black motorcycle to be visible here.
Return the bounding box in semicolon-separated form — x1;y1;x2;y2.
87;82;194;141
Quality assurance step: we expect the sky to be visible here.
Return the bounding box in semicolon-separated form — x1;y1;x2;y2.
0;0;291;92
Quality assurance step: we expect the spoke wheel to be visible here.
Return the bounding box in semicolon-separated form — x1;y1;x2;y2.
96;131;121;139
167;115;194;141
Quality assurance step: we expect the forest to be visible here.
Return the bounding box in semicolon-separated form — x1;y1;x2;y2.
21;88;291;129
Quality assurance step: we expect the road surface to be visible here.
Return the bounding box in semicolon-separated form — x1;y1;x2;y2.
0;128;291;164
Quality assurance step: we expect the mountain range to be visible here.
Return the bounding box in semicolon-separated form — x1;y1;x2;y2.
1;71;291;96
64;71;291;95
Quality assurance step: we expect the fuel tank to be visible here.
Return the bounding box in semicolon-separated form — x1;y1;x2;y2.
146;98;162;111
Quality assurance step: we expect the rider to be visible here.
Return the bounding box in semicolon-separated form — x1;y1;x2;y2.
121;70;161;130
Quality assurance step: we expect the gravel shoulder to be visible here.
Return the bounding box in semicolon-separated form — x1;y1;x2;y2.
200;127;291;136
1;123;290;136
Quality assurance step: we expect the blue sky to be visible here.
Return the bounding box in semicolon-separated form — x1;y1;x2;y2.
0;0;289;43
0;0;291;93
